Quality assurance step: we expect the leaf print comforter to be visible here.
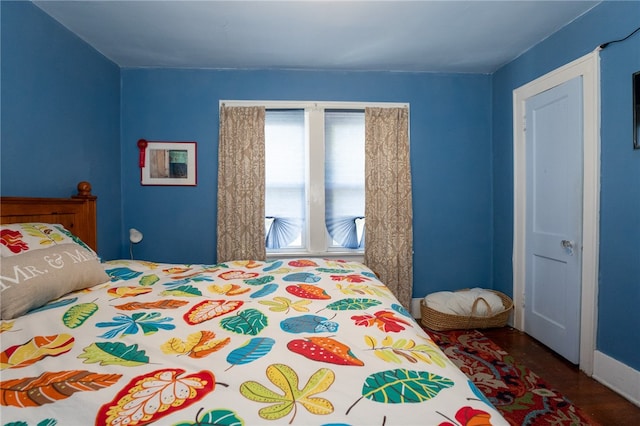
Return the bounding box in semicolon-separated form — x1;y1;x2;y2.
0;258;508;425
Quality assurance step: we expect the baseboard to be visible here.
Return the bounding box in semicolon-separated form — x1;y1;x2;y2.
591;351;640;407
411;297;422;319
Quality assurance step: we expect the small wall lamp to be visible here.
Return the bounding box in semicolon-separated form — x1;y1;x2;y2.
129;228;143;259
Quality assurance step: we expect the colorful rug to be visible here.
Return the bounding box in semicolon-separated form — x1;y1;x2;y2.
427;329;599;426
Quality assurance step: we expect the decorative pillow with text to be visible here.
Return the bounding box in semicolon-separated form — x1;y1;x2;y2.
1;223;109;319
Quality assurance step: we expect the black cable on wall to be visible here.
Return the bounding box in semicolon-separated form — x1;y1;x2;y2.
599;25;640;49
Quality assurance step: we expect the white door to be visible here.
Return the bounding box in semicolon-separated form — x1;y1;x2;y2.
524;76;583;364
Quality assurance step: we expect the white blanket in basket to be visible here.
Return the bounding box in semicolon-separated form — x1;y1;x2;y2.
424;288;504;316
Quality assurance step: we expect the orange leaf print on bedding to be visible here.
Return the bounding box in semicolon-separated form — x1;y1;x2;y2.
107;286;152;298
163;266;192;275
219;270;259;280
183;300;244;325
286;284;331;300
114;300;189;311
232;260;263;269
162;330;231;359
287;336;364;366
351;310;413;333
288;259;318;267
208;283;251;296
96;368;215;426
1;370;121;407
1;334;74;370
330;274;369;283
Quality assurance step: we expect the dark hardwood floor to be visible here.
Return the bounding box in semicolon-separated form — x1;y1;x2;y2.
481;327;640;425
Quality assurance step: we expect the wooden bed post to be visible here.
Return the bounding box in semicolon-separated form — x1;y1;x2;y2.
72;181;98;251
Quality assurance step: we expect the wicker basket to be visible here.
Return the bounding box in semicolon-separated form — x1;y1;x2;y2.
420;290;513;331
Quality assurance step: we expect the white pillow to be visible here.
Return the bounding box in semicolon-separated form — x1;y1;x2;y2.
455;288;504;316
424;288;504;317
423;291;458;315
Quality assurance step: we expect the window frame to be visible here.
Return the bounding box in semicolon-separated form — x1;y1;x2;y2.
220;100;408;260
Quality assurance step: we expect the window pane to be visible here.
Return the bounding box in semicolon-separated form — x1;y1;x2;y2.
265;110;306;249
325;110;365;249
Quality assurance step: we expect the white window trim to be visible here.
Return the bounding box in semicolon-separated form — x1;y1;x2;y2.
220;100;409;261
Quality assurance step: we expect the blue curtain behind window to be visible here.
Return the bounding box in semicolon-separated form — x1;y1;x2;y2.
325;216;365;249
265;216;302;249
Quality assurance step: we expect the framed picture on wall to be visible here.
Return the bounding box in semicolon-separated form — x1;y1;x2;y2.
634;71;640;149
139;141;197;185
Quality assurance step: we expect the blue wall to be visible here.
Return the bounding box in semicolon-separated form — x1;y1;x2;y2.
1;1;122;259
598;13;640;370
492;1;640;370
121;69;494;300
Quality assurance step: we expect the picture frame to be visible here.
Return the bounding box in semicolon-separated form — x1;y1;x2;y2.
139;141;197;186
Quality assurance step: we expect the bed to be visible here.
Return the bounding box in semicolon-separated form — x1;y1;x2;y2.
1;183;508;426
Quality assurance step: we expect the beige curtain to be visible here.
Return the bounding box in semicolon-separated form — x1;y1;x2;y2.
363;107;413;309
217;106;266;262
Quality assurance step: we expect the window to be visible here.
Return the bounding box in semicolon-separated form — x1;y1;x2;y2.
220;100;408;258
265;106;365;255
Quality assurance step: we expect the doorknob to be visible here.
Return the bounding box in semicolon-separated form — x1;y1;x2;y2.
561;240;574;249
561;239;575;255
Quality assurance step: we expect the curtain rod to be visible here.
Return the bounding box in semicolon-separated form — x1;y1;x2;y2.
219;100;409;109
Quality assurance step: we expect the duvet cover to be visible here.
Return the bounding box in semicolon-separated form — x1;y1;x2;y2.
1;258;507;425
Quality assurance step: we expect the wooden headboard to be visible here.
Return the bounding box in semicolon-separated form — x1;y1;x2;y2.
0;181;98;252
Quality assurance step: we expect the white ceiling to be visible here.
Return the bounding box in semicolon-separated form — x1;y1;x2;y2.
33;0;600;73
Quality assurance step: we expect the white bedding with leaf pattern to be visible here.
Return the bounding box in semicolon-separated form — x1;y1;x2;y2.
1;258;508;425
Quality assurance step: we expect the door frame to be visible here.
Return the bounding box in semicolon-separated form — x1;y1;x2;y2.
512;51;600;375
